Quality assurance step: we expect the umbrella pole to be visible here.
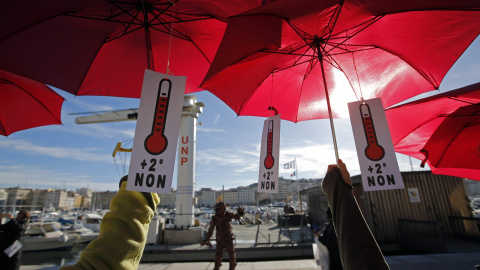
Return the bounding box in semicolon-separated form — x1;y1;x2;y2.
315;39;340;163
142;3;155;70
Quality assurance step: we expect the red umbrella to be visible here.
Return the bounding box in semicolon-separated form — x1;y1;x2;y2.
385;82;480;181
201;0;480;160
0;70;64;136
0;0;263;98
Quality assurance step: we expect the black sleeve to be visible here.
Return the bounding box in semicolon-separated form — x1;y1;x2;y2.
322;168;389;270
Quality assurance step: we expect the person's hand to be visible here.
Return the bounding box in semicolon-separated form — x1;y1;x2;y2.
313;232;319;238
237;207;245;217
201;240;212;248
338;159;352;186
327;159;352;186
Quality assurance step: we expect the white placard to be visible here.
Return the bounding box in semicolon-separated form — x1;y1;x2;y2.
4;240;22;258
258;115;281;194
408;188;421;203
127;70;185;193
348;98;404;191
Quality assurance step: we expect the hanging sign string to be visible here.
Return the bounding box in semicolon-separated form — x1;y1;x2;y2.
352;52;363;101
270;73;274;118
166;1;176;78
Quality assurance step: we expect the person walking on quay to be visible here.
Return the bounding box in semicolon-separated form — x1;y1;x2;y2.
0;209;31;270
314;207;342;270
201;202;245;270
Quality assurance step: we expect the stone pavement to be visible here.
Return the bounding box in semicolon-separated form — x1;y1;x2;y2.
20;253;480;270
19;223;480;269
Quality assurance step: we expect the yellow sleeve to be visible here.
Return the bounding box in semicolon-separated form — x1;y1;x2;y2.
61;182;160;270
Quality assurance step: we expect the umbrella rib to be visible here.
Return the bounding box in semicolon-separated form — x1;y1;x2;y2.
261;48;314;57
105;0;143;24
148;25;191;41
274;45;317;73
328;14;438;88
272;58;314;74
149;2;174;24
322;51;361;101
6;80;64;123
64;13;142;25
0;13;84;43
151;16;216;25
434;123;474;168
321;0;345;43
392;109;476;146
447;97;480;106
151;5;216;25
105;26;143;43
324;17;381;55
121;9;142;38
327;45;376;56
285;19;314;49
237;72;275;116
358;44;439;89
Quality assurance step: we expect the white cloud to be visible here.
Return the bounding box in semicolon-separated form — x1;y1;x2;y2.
198;127;225;133
0;139;113;163
279;142;361;178
213;114;220;124
0;164;117;191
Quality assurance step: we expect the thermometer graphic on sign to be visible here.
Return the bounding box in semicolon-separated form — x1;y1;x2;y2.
264;120;275;169
144;78;172;155
360;103;385;161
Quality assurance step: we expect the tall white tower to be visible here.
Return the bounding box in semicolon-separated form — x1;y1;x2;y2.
175;95;204;228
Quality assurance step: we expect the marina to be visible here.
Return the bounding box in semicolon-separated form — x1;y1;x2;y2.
17;220;480;270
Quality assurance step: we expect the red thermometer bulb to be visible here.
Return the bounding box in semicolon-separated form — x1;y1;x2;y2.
144;78;171;155
360;103;385;161
264;120;275;169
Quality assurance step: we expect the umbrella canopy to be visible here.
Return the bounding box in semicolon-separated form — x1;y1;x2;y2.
0;0;263;98
201;0;480;122
0;70;64;136
385;82;480;181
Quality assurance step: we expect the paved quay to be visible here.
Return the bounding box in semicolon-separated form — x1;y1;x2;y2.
19;253;480;270
19;223;480;269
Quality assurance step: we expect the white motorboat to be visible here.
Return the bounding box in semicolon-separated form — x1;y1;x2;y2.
63;223;99;243
23;222;76;251
77;213;103;233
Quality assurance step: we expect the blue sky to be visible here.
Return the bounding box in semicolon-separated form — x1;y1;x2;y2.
1;36;479;192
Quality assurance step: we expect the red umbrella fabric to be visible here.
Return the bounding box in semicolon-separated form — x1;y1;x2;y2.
0;0;263;98
385;82;480;181
201;0;480;123
0;70;64;136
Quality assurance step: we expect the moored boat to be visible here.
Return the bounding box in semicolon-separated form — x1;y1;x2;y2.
23;222;76;251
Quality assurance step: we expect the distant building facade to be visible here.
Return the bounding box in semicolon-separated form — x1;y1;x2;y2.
92;191;117;210
159;189;176;208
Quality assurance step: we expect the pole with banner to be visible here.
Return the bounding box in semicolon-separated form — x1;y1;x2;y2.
348;98;404;192
284;158;301;212
127;70;185;193
258;115;281;194
294;158;302;213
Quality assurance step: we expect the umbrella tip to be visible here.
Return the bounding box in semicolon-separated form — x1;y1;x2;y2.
268;106;278;115
420;149;429;168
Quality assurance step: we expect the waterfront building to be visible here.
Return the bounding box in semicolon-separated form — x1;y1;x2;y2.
6;187;32;211
76;188;92;209
197;188;216;207
0;188;8;210
158;189;176;208
24;188;69;211
223;190;239;206
237;189;255;205
92;190;117;210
